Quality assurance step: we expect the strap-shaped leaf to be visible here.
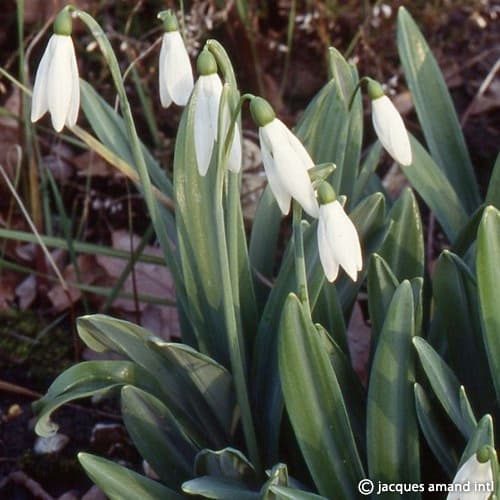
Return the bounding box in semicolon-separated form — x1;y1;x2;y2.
433;250;495;414
33;360;159;437
121;386;199;489
414;383;458;477
397;7;480;214
279;294;365;499
367;281;420;495
476;205;500;402
486;153;500;209
413;337;477;438
378;188;424;281
269;486;327;500
182;476;259;499
194;448;256;485
78;452;183;500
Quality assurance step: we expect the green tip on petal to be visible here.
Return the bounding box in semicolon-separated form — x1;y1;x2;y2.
366;78;385;100
249;97;275;127
196;49;217;76
477;446;491;464
317;181;337;205
54;8;72;36
158;10;179;32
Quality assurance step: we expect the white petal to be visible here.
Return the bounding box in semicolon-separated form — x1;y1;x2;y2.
372;95;412;166
447;455;493;500
259;126;291;215
158;34;172;108
328;201;362;281
65;38;80;128
318;205;340;282
194;74;222;175
227;122;242;173
47;35;74;132
31;35;56;122
285;123;315;170
267;119;319;218
163;31;193;106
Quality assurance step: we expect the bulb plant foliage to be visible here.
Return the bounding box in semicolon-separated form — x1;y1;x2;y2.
28;5;500;500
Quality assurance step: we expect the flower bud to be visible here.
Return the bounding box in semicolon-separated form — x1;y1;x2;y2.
196;49;217;76
250;97;275;127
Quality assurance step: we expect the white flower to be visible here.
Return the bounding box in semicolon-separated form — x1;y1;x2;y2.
193;72;241;176
258;118;319;218
158;30;193;108
31;34;80;132
317;200;362;282
371;94;412;166
447;452;494;500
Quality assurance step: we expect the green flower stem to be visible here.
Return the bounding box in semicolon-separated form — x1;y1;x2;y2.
71;10;200;338
292;200;311;316
214;97;262;476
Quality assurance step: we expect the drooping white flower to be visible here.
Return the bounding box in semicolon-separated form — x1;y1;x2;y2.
367;78;412;166
317;182;362;282
158;11;193;108
447;448;495;500
193;49;241;176
250;97;319;218
31;10;79;132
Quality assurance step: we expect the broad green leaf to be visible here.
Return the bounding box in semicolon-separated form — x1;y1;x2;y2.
413;337;477;438
279;294;365;499
367;281;420;497
121;386;199;488
174;91;228;363
452;205;485;257
351;142;383;206
269;485;326;500
397;7;480;214
486;152;500;209
367;253;399;349
78;453;183;500
76;315;223;448
414;383;458;476
194;448;256;485
476;206;500;401
147;340;235;436
378;188;424;281
402;136;468;242
182;476;259;499
248;186;282;312
432;250;495;414
33;361;158;437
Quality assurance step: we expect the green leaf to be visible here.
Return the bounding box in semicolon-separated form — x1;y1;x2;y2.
402;136;468;243
78;453;183;500
121;386;199;488
182;476;259;499
378;188;424;281
414;383;458;476
413;337;477;438
432;250;495;414
33;361;158;437
397;7;480;214
351;142;383;206
279;294;365;499
486;152;500;209
476;205;500;402
194;448;256;485
367;253;399;349
458;414;495;468
367;281;420;497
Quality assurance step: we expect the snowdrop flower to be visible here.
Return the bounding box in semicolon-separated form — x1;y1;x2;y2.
157;10;193;108
250;96;319;218
316;182;362;282
447;447;495;500
193;49;241;175
31;9;80;132
367;78;412;166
